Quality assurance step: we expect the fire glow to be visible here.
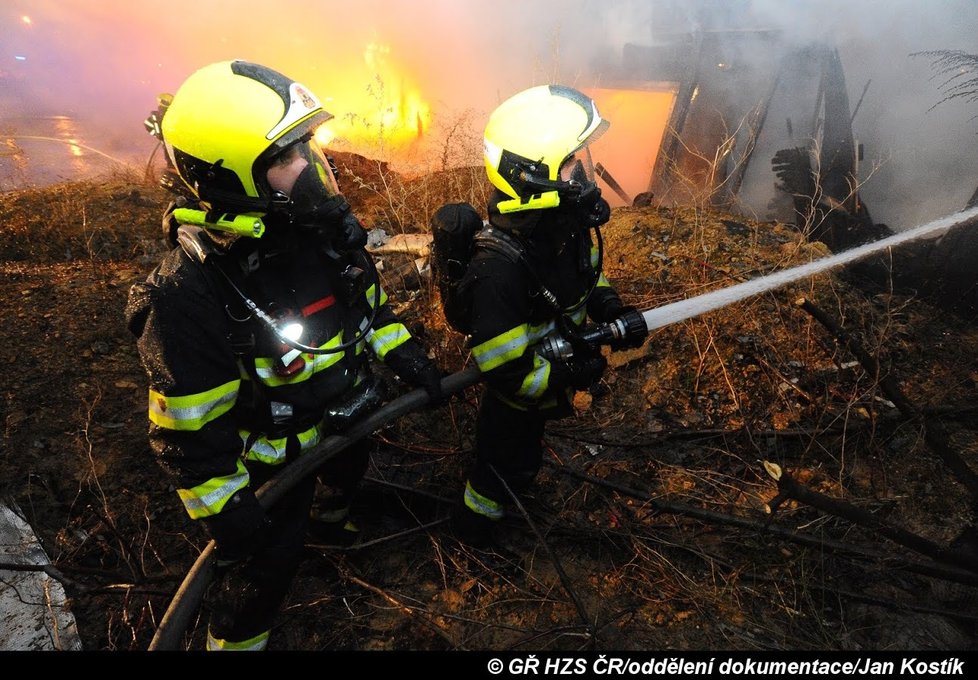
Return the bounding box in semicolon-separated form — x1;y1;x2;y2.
586;86;677;207
312;41;431;154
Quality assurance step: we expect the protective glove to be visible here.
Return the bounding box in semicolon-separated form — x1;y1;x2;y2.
550;354;608;391
292;188;368;252
200;488;273;566
559;184;611;229
586;193;611;228
386;351;447;406
409;359;446;405
162;196;191;247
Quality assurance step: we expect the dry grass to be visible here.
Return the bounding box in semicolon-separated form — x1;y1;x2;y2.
2;161;978;651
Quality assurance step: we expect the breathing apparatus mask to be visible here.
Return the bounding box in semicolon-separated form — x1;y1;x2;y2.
265;138;368;255
555;150;610;228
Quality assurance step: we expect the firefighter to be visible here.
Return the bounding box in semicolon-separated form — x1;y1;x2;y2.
126;61;443;651
452;85;645;546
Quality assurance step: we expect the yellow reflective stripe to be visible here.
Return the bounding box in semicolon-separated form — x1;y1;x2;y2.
570;307;587;325
176;459;250;519
589;246;610;288
207;629;269;651
367;322;411;360
527;320;557;343
242;424;322;464
253;332;345;387
241;431;288;464
365;284;388;309
516;353;551;400
463;480;504;520
296;425;322;451
148;380;239;431
472;324;530;372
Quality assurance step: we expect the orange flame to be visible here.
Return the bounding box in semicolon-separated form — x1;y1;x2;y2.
314;41;431;156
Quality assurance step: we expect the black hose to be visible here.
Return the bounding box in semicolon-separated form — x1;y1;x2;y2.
147;366;482;651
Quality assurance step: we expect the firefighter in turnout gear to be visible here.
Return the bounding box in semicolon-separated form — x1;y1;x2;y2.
451;85;644;546
126;61;443;651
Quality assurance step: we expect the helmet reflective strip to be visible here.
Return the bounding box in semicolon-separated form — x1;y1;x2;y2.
463;481;504;520
177;459;250;519
367;322;411;360
484;138;503;169
266;82;325;141
149;380;240;431
548;84;605;144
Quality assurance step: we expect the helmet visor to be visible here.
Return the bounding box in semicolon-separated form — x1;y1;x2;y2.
558;148;596;187
264;136;339;200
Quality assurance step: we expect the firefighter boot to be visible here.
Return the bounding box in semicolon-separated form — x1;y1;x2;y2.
308;485;360;548
450;503;497;548
451;480;505;548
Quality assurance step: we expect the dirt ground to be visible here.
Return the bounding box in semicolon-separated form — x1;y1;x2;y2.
2;164;978;652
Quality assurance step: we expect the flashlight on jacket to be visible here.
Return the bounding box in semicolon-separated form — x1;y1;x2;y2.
536;309;648;361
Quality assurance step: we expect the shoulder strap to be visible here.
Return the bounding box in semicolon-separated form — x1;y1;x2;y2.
472;226;525;264
176;225;256;358
474;225;563;315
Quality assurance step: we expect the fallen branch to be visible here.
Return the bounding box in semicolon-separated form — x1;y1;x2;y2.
548;424;867;450
490;464;597;646
547;461;978;586
619;519;978;625
338;518;448;551
0;561;84;592
764;461;978;574
337;564;463;649
732;560;978;624
0;561;181;597
797;296;978;504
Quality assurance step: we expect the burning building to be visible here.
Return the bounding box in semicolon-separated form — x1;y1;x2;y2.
581;2;883;252
579;1;978;312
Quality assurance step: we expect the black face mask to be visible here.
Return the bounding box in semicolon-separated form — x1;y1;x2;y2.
556;183;610;229
556;154;609;228
287;163;367;253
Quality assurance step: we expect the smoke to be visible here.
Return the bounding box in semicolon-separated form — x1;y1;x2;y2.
746;0;978;227
3;0;977;227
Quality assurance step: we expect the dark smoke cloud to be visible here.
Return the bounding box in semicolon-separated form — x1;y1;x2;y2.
3;0;977;227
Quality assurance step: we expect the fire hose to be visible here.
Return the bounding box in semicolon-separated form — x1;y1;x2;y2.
148;367;482;650
147;312;645;650
147;315;648;650
148;203;978;650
